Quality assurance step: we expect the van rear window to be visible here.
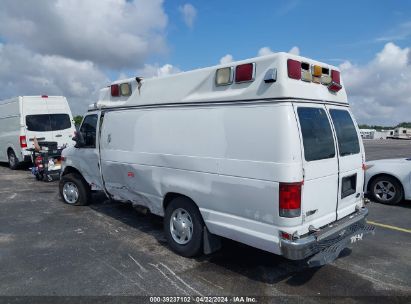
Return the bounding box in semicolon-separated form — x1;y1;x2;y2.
26;114;71;131
329;109;360;156
297;107;335;161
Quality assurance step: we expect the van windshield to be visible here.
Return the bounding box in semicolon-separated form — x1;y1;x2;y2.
26;114;71;131
329;109;360;156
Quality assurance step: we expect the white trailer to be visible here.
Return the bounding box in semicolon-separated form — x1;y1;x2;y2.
0;96;76;169
60;52;373;266
393;127;411;139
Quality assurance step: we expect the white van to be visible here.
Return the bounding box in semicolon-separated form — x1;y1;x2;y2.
60;53;374;266
0;96;76;169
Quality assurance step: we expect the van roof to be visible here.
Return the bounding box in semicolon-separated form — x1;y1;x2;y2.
93;52;348;110
0;96;67;105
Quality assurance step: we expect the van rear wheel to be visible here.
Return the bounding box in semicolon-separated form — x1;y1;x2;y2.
8;150;19;170
59;173;91;206
164;197;204;257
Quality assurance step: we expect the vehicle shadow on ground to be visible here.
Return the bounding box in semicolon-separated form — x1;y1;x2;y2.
366;196;411;209
0;162;31;170
87;192;333;285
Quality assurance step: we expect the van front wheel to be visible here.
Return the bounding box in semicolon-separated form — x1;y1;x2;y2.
59;173;90;206
164;197;204;257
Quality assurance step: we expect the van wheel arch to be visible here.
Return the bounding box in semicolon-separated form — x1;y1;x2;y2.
61;166;91;191
163;192;199;212
62;166;83;177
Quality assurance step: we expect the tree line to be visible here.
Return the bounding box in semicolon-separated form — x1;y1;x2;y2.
358;122;411;130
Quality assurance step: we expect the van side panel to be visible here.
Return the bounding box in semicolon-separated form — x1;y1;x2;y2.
0;98;21;162
99;103;303;253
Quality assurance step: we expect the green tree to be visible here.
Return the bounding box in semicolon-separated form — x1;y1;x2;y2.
73;115;83;127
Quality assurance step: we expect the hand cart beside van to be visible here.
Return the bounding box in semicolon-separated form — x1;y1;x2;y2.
28;142;64;181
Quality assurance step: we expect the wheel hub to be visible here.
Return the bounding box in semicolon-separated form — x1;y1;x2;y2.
170;208;193;245
374;181;396;201
63;182;79;204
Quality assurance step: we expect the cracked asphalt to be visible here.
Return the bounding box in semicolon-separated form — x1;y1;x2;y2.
0;140;410;302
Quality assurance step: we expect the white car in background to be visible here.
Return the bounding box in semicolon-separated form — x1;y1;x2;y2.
365;158;411;205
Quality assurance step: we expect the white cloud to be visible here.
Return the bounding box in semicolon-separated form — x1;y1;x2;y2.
0;44;108;115
179;3;197;29
137;63;181;78
375;21;411;42
340;42;411;125
0;0;168;69
258;47;274;57
219;54;234;64
258;46;300;56
288;46;300;55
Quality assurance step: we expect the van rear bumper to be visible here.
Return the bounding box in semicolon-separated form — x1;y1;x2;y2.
280;207;374;264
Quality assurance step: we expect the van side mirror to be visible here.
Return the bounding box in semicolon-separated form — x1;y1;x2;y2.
72;131;85;148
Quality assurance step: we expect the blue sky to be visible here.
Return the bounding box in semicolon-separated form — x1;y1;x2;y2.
161;0;411;70
0;0;410;124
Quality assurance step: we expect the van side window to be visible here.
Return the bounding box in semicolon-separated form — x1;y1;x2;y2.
329;109;360;156
80;114;98;148
297;107;335;161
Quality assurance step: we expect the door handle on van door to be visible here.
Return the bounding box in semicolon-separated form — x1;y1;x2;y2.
107;134;111;143
55;134;62;137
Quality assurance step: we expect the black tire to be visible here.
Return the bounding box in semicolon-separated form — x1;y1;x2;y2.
59;173;91;206
8;149;19;170
370;175;403;205
164;197;204;257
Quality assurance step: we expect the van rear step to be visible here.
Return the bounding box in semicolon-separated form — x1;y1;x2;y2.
307;223;375;267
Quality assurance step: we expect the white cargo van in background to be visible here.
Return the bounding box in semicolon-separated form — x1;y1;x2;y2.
60;52;374;266
0;96;76;169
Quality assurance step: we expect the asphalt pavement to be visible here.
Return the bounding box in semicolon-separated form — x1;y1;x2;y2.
0;140;410;302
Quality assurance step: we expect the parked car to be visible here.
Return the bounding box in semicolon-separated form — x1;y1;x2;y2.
365;158;411;205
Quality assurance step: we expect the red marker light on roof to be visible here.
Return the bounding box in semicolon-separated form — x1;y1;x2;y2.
111;84;120;97
235;63;255;83
328;82;342;92
327;69;342;92
287;59;301;80
331;70;340;84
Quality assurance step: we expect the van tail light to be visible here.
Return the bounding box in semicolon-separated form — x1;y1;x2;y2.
19;136;27;148
279;182;302;218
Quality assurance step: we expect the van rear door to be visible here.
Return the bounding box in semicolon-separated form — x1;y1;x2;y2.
326;105;364;220
293;104;339;230
23;97;74;148
22;97;54;148
45;97;75;147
